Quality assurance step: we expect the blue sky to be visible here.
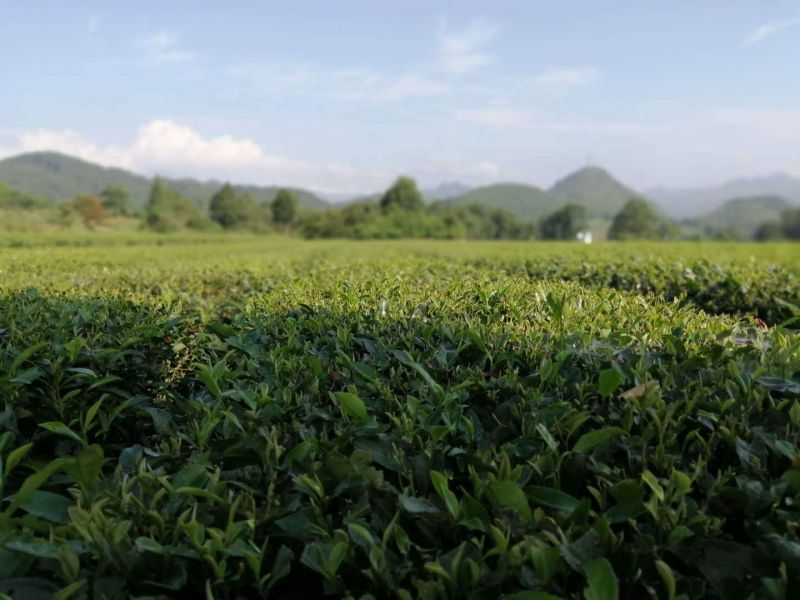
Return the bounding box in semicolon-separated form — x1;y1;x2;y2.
1;0;799;194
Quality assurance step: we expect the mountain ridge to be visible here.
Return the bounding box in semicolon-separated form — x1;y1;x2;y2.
689;195;794;237
647;173;800;218
4;150;799;223
0;151;330;210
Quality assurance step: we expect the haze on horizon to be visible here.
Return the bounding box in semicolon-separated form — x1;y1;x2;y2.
1;0;799;196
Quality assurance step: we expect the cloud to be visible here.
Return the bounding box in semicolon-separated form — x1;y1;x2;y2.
436;20;498;75
0;120;509;193
231;64;449;102
229;19;502;104
745;18;800;45
531;67;598;90
87;15;99;35
135;30;195;64
410;157;500;183
715;107;800;141
0;120;397;194
453;107;533;128
453;107;660;134
14;128;135;169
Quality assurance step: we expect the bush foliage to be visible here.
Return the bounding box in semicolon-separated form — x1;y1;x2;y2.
0;240;798;598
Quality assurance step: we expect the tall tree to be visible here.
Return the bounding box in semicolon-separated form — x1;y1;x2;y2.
209;183;241;228
782;207;800;239
100;185;130;216
380;176;425;212
539;203;587;240
754;221;785;241
608;198;665;240
272;189;299;227
145;178;209;232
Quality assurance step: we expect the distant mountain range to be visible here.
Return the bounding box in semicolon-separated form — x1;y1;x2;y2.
688;195;794;237
0;152;328;211
425;182;473;200
441;167;639;221
646;174;800;218
2;151;799;228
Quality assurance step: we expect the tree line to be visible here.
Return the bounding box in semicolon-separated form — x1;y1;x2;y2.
4;175;800;240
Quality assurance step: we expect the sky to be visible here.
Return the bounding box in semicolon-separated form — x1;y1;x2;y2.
1;0;799;195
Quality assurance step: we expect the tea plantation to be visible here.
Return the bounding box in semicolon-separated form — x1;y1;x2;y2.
1;237;799;599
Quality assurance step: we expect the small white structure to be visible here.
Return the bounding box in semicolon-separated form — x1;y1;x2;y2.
576;230;593;244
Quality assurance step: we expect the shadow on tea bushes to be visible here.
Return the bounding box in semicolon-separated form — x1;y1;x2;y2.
0;280;798;598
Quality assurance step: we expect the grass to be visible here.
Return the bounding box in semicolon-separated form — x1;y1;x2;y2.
0;235;798;598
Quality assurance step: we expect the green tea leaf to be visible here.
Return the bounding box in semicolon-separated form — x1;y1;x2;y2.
529;485;580;513
20;491;71;523
489;480;531;520
584;558;618;600
655;559;676;600
39;422;84;446
332;391;368;421
598;368;622;397
430;470;460;518
573;427;626;453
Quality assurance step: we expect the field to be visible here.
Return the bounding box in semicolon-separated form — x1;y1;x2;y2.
1;236;799;599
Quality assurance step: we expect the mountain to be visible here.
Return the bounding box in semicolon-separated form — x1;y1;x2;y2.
647;174;800;218
424;182;472;200
166;178;328;211
0;152;152;205
548;166;639;218
445;183;561;221
0;152;329;210
690;195;794;238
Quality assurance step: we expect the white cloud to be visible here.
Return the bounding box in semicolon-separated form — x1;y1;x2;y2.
14;128;134;169
0;120;392;193
745;17;800;45
453;107;533;128
715;108;800;141
135;30;195;64
453;107;660;135
531;67;598;90
436;20;497;75
0;120;511;193
231;64;449;102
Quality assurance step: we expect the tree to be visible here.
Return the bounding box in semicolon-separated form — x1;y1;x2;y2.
539;203;587;240
754;221;785;241
608;198;666;240
272;189;298;227
145;178;211;232
753;208;800;241
100;185;130;216
209;183;242;228
70;195;108;228
782;207;800;239
380;176;424;212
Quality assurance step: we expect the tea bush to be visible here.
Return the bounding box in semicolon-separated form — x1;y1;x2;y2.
0;238;798;599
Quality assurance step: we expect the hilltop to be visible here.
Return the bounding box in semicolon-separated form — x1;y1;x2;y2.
548;166;639;218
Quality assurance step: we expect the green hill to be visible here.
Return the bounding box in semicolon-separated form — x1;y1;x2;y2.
548;166;639;218
0;152;328;211
0;152;152;205
691;195;793;238
445;183;562;221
